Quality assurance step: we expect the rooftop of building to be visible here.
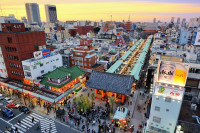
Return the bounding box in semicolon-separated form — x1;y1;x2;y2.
86;71;134;95
178;101;200;132
91;64;102;68
22;52;58;63
40;65;84;88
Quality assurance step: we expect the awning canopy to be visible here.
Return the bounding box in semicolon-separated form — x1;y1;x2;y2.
113;107;128;120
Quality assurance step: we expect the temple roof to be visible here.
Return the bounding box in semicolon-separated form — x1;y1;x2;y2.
40;66;84;88
86;71;134;95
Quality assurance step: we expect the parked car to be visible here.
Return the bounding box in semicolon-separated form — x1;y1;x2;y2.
4;97;13;103
0;94;4;100
1;109;14;118
6;103;20;109
19;106;30;114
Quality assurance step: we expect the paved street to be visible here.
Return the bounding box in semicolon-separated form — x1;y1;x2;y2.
0;97;79;133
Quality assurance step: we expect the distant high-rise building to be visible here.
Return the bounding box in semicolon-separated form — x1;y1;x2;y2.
171;17;175;23
25;3;41;25
45;4;57;23
182;18;186;26
153;18;156;23
177;17;180;24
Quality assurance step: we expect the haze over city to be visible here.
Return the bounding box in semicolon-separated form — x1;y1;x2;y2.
1;0;200;22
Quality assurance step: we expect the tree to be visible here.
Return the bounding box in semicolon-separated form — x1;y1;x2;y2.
90;92;95;104
109;97;115;114
93;27;100;34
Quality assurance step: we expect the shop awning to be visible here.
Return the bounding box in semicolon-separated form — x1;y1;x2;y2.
113;107;128;120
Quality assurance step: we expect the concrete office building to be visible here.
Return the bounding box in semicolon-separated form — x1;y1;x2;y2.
25;3;41;25
45;4;57;23
22;52;62;85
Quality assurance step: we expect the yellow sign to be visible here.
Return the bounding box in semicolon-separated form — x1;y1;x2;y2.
156;60;189;86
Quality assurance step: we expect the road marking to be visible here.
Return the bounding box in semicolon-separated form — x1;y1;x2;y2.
0;117;12;126
8;112;23;122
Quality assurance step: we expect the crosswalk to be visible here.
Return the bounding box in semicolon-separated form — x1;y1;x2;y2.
5;112;57;133
40;118;57;133
11;113;43;133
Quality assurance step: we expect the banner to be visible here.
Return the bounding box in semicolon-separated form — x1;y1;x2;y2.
156;60;189;86
33;51;42;59
42;49;50;57
154;85;184;100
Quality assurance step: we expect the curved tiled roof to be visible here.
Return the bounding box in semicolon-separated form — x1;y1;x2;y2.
86;71;134;95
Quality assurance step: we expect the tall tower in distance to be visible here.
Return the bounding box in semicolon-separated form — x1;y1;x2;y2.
45;4;58;23
153;18;156;23
177;17;180;24
25;3;41;25
171;17;175;23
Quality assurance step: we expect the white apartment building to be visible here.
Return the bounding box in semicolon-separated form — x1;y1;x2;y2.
22;52;62;84
0;46;8;78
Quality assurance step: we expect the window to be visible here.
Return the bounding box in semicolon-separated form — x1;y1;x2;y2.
169;123;172;126
165;98;171;103
166;109;169;112
40;63;43;67
153;116;161;123
41;70;44;74
56;58;59;61
89;64;91;66
53;65;56;69
7;37;12;43
89;59;91;61
155;106;160;111
84;58;87;61
46;62;49;64
72;61;74;64
85;63;87;66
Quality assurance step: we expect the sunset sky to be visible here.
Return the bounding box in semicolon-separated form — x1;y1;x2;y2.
0;0;200;22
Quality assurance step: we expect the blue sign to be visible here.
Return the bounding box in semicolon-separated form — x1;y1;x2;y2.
42;49;50;57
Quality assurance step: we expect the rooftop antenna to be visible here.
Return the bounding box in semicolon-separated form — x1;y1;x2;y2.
111;15;112;22
128;14;130;21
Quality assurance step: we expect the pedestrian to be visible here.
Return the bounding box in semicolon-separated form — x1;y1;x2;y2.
44;128;48;133
18;120;21;125
88;93;90;97
32;117;34;123
128;101;129;106
5;126;8;131
15;127;18;133
49;123;52;131
130;101;132;105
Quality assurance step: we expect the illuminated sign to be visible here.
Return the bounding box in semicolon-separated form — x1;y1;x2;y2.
155;84;184;100
24;78;31;85
33;51;42;59
156;60;189;86
42;49;50;57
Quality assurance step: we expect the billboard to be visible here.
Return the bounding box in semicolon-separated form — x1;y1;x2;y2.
42;49;50;57
156;60;189;86
33;51;42;59
154;84;184;100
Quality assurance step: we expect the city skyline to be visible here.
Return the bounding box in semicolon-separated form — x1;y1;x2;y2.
0;0;200;22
